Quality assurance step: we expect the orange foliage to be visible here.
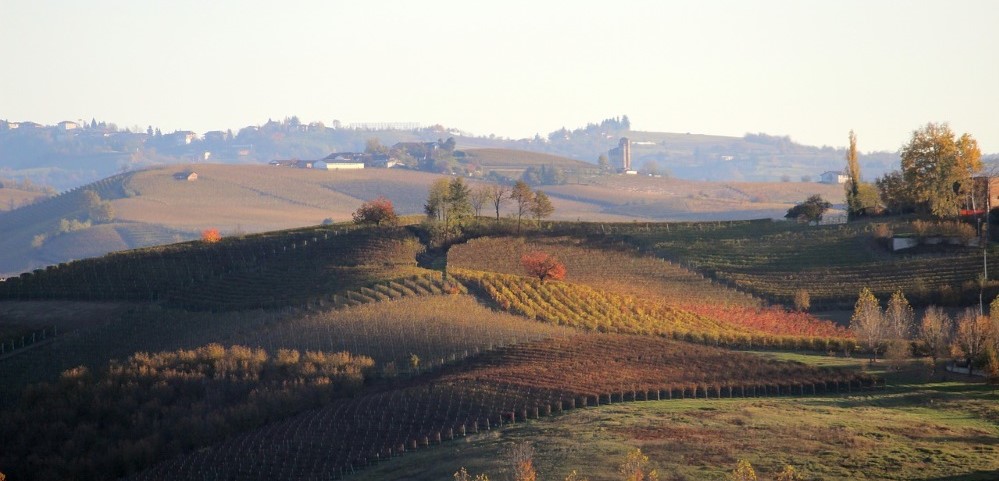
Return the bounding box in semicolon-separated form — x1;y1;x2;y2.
682;304;852;338
520;251;566;282
201;228;222;243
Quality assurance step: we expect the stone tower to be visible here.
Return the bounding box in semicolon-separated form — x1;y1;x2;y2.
608;137;632;172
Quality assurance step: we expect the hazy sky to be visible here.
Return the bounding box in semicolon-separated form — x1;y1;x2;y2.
2;0;997;153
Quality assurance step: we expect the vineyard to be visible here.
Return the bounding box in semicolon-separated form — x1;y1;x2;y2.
0;344;375;481
448;236;762;308
0;225;433;311
130;334;872;481
452;269;854;351
3;213;992;480
621;219;999;307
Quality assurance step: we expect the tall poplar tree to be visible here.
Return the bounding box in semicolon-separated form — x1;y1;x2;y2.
845;130;863;219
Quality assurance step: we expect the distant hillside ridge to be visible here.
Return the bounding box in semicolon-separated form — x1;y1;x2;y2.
0;172;136;274
0;117;922;191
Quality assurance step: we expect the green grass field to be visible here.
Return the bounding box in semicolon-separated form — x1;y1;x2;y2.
349;356;999;481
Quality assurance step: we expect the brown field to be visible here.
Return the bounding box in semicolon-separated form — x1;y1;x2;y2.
0;188;48;211
463;149;594;170
114;164;450;232
547;176;847;221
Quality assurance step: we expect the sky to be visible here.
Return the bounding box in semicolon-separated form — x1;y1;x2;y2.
1;0;997;153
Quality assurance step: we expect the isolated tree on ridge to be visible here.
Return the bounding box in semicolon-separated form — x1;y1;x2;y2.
785;195;832;223
352;196;397;226
521;251;566;283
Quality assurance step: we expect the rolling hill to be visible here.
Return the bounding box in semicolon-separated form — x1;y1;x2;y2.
0;161;850;276
0;218;996;480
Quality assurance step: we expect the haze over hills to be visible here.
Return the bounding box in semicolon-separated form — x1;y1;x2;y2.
0;116;917;191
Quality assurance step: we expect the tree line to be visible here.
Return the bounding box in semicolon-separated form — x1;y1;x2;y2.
352;178;555;241
850;287;999;379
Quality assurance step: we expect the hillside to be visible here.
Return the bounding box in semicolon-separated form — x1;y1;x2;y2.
0;162;851;276
0;219;996;480
461;148;595;178
0;187;49;211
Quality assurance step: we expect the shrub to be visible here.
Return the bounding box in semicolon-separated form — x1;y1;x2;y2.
201;228;222;243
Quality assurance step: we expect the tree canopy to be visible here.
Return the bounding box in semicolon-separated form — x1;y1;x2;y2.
352;196;397;226
785;195;832;223
900;122;981;217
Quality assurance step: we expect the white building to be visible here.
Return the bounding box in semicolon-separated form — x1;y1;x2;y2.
314;160;364;170
820;171;849;184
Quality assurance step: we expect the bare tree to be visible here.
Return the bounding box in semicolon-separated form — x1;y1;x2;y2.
884;290;915;340
470;184;490;218
510;181;534;234
953;308;991;375
488;184;510;221
851;287;887;362
917;306;953;376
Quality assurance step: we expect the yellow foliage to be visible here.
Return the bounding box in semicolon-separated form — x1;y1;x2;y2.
729;459;758;481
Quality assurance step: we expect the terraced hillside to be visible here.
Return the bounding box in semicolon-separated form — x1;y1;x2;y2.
0;225;429;310
609;219;999;308
453;270;852;351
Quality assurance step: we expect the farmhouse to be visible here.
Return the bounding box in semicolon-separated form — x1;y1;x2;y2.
820;171;848;184
314;159;364;170
313;152;365;170
58;121;79;131
168;131;198;145
174;171;198;181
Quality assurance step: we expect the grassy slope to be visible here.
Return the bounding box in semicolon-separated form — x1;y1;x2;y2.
349;358;999;481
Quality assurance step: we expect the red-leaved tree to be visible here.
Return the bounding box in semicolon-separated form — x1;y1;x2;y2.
521;251;566;283
352;196;398;226
201;228;222;243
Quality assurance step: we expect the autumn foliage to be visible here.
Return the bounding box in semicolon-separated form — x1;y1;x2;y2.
201;228;222;243
521;251;566;282
352;196;398;226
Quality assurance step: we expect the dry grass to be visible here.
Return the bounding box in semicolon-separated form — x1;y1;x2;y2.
547;176;846;221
